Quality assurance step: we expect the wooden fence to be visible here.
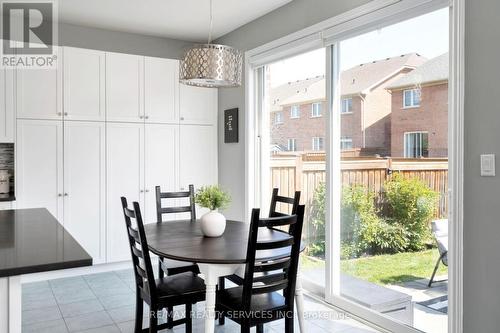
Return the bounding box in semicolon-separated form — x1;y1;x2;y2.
270;153;448;242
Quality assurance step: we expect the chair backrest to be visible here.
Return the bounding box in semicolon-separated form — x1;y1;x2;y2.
121;197;157;302
431;219;448;253
269;188;301;218
155;184;196;222
241;205;305;311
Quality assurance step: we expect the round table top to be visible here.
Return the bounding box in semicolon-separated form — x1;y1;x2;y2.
144;220;298;264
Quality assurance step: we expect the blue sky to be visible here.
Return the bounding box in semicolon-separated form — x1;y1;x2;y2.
269;8;449;87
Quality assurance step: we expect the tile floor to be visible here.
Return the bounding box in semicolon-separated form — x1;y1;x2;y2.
21;269;380;333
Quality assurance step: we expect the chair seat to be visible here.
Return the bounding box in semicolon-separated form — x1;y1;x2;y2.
156;272;206;304
160;257;200;275
217;286;286;313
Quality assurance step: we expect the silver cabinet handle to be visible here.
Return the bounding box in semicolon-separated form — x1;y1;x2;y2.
145;116;149;120
64;193;68;196
145;189;150;193
180;117;185;121
57;112;62;116
64;112;68;116
140;190;144;193
139;116;144;119
58;193;63;197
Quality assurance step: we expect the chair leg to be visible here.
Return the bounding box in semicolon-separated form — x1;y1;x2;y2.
186;303;193;333
158;259;164;279
218;277;225;325
428;254;444;287
134;290;143;333
149;304;158;333
166;305;174;329
240;323;251;333
285;310;294;333
256;324;264;333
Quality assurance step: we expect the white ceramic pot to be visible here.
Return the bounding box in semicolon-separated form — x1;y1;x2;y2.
200;210;226;237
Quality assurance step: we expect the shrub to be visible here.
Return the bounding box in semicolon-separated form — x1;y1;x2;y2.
384;173;438;251
307;174;438;259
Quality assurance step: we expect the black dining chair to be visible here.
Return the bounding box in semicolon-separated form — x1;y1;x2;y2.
155;185;200;278
218;188;302;325
121;197;206;333
216;205;305;333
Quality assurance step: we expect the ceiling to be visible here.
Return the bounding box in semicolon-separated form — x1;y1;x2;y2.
57;0;292;42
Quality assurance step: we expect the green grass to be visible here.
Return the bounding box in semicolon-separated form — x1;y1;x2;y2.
301;249;448;286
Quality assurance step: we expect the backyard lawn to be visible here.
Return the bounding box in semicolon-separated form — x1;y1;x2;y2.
302;249;448;285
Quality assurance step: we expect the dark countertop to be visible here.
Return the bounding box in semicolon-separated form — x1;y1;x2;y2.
0;192;15;202
0;208;92;277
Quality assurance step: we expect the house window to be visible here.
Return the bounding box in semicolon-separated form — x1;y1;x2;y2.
341;98;353;114
287;138;297;152
340;136;353;150
311;102;322;117
274;112;283;124
404;132;429;158
290;105;300;118
403;88;421;108
312;137;324;151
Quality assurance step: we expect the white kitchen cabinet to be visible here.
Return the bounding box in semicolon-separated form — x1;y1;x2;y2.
106;122;145;262
144;124;178;223
16;120;63;220
16;50;62;120
145;57;178;124
179;84;217;125
106;52;144;123
0;68;14;142
63;121;106;263
63;47;105;121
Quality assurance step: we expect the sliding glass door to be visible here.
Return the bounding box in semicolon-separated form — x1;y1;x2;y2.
255;6;450;333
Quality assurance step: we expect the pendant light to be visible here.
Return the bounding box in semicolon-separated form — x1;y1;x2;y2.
179;0;243;88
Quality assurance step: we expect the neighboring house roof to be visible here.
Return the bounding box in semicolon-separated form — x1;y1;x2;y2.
387;53;449;89
269;53;427;111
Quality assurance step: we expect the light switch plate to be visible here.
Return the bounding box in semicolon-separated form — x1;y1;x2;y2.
481;154;495;176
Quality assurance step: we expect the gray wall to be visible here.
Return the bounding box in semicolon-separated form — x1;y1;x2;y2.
463;0;500;331
59;22;191;58
216;0;500;331
215;0;372;221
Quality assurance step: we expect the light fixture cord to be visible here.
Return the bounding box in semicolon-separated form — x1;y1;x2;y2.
208;0;213;44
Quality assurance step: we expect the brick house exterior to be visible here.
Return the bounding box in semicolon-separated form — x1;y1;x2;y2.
388;53;449;157
270;53;427;155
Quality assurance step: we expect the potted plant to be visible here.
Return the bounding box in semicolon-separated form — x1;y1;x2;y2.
195;185;231;237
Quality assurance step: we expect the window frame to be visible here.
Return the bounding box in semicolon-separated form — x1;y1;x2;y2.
403;131;429;158
312;136;325;151
311;102;323;117
403;88;421;108
274;111;283;124
287;138;297;151
290;105;301;118
341;97;353;114
340;136;353;150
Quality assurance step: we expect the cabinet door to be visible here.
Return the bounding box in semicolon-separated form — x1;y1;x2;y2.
179;125;217;216
179;85;217;125
63;121;106;263
16;55;62;120
16;120;63;220
63;47;105;121
144;57;178;124
107;122;144;262
0;68;14;142
144;124;177;223
106;52;144;123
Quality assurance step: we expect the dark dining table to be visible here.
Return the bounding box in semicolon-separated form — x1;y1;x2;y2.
144;219;306;333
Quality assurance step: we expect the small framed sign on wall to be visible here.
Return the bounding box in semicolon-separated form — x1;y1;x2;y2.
224;108;239;143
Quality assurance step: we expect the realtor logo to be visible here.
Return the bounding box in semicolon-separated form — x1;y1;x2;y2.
1;0;58;68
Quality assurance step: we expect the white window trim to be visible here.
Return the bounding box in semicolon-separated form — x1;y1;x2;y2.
244;1;464;332
403;88;421;108
274;112;283;124
312;137;324;151
340;136;353;149
341;97;353;114
403;131;429;158
290;105;300;119
287;138;297;151
311;102;323;117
